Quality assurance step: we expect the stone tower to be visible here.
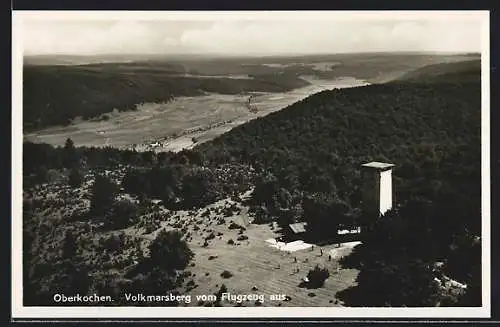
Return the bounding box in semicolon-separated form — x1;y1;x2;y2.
361;161;395;219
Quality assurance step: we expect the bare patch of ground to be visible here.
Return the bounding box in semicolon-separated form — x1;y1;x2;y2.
120;194;359;307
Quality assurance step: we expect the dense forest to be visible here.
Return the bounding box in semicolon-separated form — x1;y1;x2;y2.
22;59;482;307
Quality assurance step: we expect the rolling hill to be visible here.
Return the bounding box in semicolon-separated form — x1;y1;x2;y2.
394;59;481;83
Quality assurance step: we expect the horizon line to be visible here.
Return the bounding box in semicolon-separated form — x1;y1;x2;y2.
23;50;481;58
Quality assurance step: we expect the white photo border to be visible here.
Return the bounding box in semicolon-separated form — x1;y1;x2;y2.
11;10;491;319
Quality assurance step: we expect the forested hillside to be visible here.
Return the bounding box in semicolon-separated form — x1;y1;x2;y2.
193;61;482;306
196;64;480;234
395;59;481;83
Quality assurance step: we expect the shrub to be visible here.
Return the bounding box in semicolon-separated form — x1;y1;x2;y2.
61;230;77;258
306;265;330;288
228;221;243;230
237;235;248;241
90;174;118;215
214;284;228;304
99;234;124;253
252;205;273;224
148;229;194;271
220;270;233;279
106;200;139;229
68;168;84;188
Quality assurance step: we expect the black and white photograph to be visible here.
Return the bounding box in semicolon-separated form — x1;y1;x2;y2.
12;10;490;319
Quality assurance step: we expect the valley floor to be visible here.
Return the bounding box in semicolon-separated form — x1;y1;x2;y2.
23;77;369;153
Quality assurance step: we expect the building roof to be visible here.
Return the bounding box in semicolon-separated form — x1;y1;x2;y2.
289;222;308;234
361;161;395;171
337;227;361;235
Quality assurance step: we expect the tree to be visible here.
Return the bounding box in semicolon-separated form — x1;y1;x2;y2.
353;259;440;307
68;167;83;188
33;165;49;184
180;169;218;208
252;172;279;207
338;201;444;307
306;265;330;288
214;284;228;306
302;193;340;238
148;229;194;271
90;174;118;215
122;168;149;196
162;185;177;206
127;267;178;306
106;200;139;229
457;261;481;307
63;138;79;169
61;230;77;258
149;166;177;198
275;187;293;210
30;259;90;305
252;205;272;224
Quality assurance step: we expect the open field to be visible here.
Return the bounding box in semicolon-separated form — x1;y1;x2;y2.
151;199;358;307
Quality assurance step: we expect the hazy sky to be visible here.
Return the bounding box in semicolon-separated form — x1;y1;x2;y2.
18;12;485;56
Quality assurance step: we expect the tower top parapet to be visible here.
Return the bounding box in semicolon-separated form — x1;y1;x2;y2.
361;161;395;171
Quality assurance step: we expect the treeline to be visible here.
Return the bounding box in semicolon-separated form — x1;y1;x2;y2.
121;164;255;210
23;140;255;211
23;65;309;131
